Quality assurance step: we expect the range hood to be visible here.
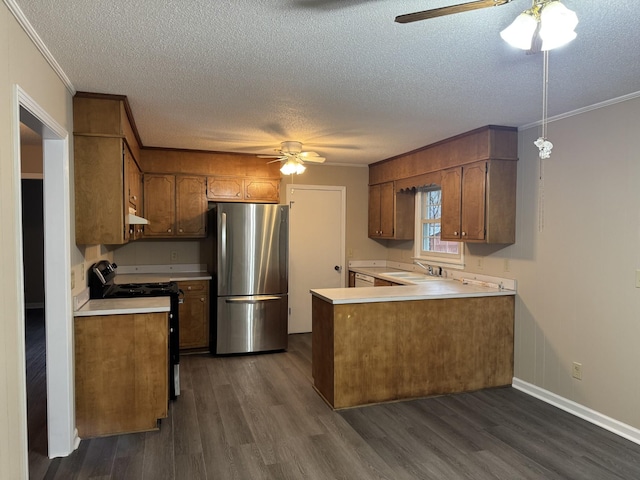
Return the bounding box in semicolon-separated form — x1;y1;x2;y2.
128;209;149;225
128;213;149;225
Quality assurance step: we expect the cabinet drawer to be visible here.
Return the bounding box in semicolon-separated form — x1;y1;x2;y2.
178;280;208;293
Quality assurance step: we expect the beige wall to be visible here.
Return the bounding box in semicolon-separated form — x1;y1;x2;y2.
388;96;640;429
0;3;75;478
114;164;388;268
281;164;388;263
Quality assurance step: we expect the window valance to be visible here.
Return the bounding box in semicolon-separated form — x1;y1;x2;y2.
395;171;442;193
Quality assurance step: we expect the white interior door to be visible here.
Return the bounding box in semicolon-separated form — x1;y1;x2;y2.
287;185;345;333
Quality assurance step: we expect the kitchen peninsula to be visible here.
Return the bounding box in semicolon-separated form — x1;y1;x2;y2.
311;277;515;409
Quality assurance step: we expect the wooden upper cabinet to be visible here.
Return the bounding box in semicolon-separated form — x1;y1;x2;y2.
206;177;243;201
125;146;145;240
176;176;207;237
441;160;516;244
74;136;130;245
368;182;414;240
460;162;487;241
73;93;143;245
244;178;280;202
73;93;141;161
206;176;280;203
144;174;207;238
126;147;142;210
441;167;462;241
144;174;176;236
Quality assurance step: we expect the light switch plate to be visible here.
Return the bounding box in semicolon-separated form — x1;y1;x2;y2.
636;270;640;288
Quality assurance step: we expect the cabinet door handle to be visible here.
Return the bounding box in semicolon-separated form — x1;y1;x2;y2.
167;228;172;233
179;228;183;233
462;231;467;237
187;286;192;290
453;231;459;236
236;192;240;197
200;298;205;302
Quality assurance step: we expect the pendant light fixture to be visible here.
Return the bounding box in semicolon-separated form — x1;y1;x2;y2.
500;1;578;52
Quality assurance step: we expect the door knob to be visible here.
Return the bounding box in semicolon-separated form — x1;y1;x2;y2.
334;265;342;272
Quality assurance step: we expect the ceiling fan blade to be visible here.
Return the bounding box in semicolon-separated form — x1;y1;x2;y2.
299;151;326;163
302;156;326;164
265;158;284;164
395;0;512;24
257;155;283;158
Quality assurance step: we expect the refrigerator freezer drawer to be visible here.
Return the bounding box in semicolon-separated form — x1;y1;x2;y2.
216;294;288;354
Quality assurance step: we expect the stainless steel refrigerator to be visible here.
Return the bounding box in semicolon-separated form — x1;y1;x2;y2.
211;203;289;354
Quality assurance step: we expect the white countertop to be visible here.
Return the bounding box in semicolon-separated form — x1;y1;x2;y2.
311;278;515;305
74;297;171;317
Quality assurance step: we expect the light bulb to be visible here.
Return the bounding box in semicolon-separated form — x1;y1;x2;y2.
500;12;538;50
540;1;578;51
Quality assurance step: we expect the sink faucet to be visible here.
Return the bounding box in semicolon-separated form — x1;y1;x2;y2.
414;261;433;275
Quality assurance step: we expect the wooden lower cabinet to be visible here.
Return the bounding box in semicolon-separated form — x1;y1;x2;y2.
178;280;210;350
312;295;514;409
75;312;169;438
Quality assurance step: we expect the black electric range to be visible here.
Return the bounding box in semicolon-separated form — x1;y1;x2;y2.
88;261;181;400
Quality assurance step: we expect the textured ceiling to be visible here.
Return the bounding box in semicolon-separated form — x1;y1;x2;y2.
12;0;640;166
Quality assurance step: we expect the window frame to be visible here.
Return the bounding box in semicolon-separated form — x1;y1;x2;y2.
413;188;464;268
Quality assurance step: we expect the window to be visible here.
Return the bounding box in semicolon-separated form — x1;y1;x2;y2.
414;188;463;266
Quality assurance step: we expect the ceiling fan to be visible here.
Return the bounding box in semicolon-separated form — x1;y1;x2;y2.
395;0;513;23
258;141;326;175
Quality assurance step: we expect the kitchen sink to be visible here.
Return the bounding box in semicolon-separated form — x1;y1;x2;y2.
380;271;441;283
381;271;416;278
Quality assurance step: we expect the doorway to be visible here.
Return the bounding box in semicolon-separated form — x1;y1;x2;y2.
14;87;77;462
286;185;346;333
20;121;48;472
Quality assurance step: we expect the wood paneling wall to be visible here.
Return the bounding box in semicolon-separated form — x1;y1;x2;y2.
369;125;518;185
140;148;281;178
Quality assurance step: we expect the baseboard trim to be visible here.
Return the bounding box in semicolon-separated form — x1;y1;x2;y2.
512;377;640;446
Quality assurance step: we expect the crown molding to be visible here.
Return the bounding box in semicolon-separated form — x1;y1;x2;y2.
520;90;640;131
4;0;75;94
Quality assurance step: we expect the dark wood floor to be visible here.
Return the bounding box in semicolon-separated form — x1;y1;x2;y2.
28;329;640;479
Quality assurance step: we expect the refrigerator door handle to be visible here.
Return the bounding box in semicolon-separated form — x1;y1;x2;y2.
225;296;282;304
220;212;227;281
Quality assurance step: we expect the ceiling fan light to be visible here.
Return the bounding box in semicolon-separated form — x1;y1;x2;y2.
500;12;538;50
280;158;306;175
539;1;578;50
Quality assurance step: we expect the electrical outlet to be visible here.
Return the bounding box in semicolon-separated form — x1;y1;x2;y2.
71;270;76;289
348;248;354;258
170;251;178;262
476;257;483;269
504;258;511;272
572;362;582;380
81;263;85;281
